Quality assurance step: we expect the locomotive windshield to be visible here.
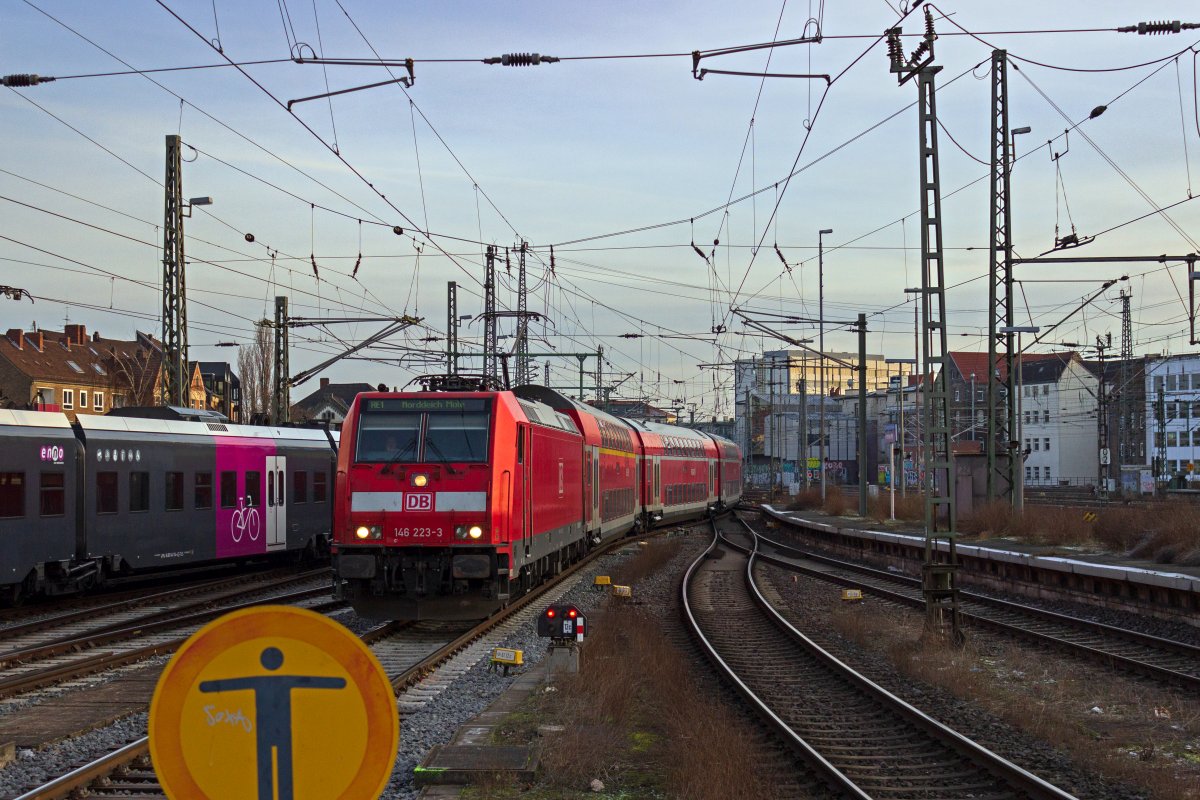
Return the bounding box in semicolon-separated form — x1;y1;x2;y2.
356;397;492;464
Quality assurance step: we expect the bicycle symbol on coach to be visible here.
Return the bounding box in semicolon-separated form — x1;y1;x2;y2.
231;496;261;543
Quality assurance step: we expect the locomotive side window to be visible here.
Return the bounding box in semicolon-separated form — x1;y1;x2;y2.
220;471;237;509
0;472;23;518
129;471;150;513
96;471;118;514
426;412;489;463
313;472;328;503
40;472;65;516
195;472;213;510
166;472;185;511
245;471;262;508
293;471;307;504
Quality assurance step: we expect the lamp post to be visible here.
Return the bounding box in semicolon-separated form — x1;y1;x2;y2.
818;228;833;501
1000;325;1040;511
970;372;977;444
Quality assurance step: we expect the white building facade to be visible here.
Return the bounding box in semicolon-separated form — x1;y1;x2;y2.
1146;353;1200;481
1018;354;1099;487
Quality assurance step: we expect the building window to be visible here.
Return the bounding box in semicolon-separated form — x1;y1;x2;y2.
1025;466;1031;481
1025;438;1031;452
1044;438;1050;451
166;472;185;511
1193;430;1200;447
1042;384;1049;395
954;389;961;402
1168;432;1178;447
96;471;118;514
1043;409;1049;423
195;472;213;510
313;472;327;503
0;472;25;518
1033;439;1040;451
220;471;238;508
40;472;65;516
63;389;74;410
293;471;307;504
94;393;104;412
1168;374;1178;391
1154;375;1164;393
79;390;89;410
129;471;150;512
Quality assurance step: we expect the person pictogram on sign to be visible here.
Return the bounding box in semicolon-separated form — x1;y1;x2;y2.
199;646;346;800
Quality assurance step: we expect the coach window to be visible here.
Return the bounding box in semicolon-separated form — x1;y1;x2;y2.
0;472;25;518
40;472;65;516
166;472;185;511
293;471;307;504
220;471;238;509
245;471;262;508
313;472;328;503
195;472;213;510
129;471;150;513
96;471;118;514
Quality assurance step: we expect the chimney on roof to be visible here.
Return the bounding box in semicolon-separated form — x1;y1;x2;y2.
30;331;43;350
64;324;87;345
6;329;23;350
320;377;330;390
92;331;101;342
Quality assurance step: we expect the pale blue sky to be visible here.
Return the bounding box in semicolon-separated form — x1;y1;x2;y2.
3;1;1200;416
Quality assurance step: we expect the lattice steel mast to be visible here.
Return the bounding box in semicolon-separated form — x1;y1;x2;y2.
484;246;498;384
447;281;458;376
986;50;1018;505
161;134;188;407
272;296;289;423
888;9;961;642
515;241;531;385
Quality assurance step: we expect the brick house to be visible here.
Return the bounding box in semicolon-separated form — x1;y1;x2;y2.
0;325;206;419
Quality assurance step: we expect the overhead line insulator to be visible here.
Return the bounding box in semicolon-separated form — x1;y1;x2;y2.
2;74;54;87
482;53;560;66
1117;20;1199;34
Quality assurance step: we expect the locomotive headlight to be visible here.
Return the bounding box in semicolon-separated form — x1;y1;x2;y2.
355;526;371;540
468;525;484;539
411;473;429;488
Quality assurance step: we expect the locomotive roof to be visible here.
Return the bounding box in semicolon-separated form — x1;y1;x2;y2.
75;414;335;444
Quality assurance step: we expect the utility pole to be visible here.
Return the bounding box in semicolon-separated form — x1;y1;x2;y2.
272;296;290;424
161;134;188;407
857;314;868;517
1156;389;1168;493
888;9;961;643
1095;333;1112;500
484;246;498;384
818;228;833;501
447;281;458;376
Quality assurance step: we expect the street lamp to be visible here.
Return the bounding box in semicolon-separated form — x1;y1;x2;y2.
818;228;833;501
970;372;976;444
1000;325;1040;511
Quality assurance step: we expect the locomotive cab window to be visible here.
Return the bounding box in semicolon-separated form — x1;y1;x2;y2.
356;397;492;464
0;472;25;518
356;412;421;463
425;411;489;462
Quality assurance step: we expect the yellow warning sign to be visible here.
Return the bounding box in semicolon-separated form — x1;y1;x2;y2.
149;605;398;800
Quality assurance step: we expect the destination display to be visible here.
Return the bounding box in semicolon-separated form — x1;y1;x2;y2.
364;397;492;413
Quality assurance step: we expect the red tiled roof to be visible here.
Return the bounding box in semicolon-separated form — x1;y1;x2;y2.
1;325;162;392
947;351;1069;382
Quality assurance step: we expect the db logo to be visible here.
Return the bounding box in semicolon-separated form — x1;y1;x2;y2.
404;493;433;511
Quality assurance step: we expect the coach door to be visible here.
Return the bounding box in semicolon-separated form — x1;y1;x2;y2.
265;455;287;549
521;425;532;557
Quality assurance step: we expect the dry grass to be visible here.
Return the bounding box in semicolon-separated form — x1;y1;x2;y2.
502;539;778;799
868;492;924;522
826;602;1200;800
960;500;1022;538
1128;504;1200;565
822;490;848;516
786;487;823;511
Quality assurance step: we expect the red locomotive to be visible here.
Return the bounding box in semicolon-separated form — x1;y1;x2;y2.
332;385;742;620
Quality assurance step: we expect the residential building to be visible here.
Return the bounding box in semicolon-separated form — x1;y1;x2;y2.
1146;354;1200;483
1017;352;1098;487
291;378;376;426
198;361;242;423
0;325;205;419
595;399;672;423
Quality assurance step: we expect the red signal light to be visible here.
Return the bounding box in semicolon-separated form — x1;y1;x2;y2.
568;608;577;618
546;609;556;618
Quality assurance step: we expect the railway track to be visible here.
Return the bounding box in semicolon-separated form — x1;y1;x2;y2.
11;524;670;799
735;516;1200;689
684;515;1076;800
